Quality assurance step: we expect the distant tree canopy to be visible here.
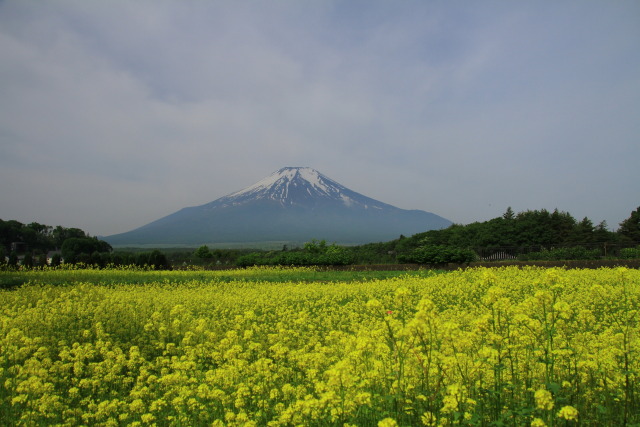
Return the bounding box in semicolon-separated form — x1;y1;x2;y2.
60;237;112;263
194;245;213;259
0;219;118;267
346;207;638;264
0;219;90;253
397;245;477;264
134;250;170;270
236;239;354;267
618;206;640;243
406;208;621;249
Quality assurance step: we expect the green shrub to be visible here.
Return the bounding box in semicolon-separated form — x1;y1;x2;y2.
194;245;213;259
397;245;477;264
518;246;600;261
50;253;62;267
22;251;34;268
135;250;170;270
619;246;640;259
236;241;354;267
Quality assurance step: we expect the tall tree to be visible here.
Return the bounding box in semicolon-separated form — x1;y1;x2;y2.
503;206;515;220
569;217;595;244
593;221;613;243
61;237;112;263
618;207;640;242
0;219;24;248
52;226;86;249
194;245;213;259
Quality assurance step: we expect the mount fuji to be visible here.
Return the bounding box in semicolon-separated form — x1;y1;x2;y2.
104;167;452;246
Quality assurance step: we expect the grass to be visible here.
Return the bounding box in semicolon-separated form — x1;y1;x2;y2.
0;265;442;289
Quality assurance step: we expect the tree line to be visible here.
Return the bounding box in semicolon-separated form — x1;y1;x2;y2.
0;219;169;269
192;207;640;267
3;206;639;268
344;206;640;264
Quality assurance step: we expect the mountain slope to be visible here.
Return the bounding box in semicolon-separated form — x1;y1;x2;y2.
105;167;452;245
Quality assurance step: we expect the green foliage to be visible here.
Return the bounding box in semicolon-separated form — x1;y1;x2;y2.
52;226;86;248
303;239;327;254
3;206;636;268
22;251;34;268
0;267;442;291
0;219;91;254
345;241;398;264
619;246;640;259
618;206;640;242
61;237;112;263
503;206;515;220
408;208;617;248
518;246;601;261
347;208;625;264
397;245;477;264
135;250;170;270
237;240;354;267
194;245;213;259
7;251;18;268
37;253;47;267
50;253;62;267
109;251;136;266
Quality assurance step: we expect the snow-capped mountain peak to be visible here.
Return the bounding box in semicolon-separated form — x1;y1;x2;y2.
218;167;375;208
104;166;453;245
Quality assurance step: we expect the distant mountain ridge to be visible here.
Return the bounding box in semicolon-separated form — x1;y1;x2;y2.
105;167;452;246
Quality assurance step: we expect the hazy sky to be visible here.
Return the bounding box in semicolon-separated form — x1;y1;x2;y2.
1;1;639;237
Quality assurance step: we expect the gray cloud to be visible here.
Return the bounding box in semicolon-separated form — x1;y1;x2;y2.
1;0;638;236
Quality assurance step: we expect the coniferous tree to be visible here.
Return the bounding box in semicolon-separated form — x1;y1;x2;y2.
569;217;595;244
618;207;640;242
503;206;515;220
194;245;213;259
593;221;613;243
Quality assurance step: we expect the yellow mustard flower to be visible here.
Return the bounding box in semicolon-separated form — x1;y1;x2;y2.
534;389;554;411
557;405;578;421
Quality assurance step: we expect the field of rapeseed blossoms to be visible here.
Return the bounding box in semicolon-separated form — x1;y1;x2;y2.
1;266;639;426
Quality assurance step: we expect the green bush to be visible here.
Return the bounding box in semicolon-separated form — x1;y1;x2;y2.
619;246;640;259
8;251;18;268
22;251;34;268
50;253;62;267
236;241;354;267
194;245;213;259
518;246;600;261
135;250;170;270
397;245;477;264
61;237;112;263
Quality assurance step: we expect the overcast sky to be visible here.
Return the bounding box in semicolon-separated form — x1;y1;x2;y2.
1;0;639;237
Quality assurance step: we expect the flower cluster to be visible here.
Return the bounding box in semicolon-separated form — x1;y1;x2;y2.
0;266;638;425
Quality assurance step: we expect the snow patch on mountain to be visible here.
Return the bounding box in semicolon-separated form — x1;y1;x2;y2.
340;194;354;207
220;167;362;207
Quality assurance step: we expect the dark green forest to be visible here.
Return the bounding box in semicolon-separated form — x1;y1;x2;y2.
0;220;170;269
345;207;640;264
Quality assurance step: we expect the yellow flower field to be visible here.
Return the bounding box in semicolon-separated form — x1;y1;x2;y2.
1;266;639;426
